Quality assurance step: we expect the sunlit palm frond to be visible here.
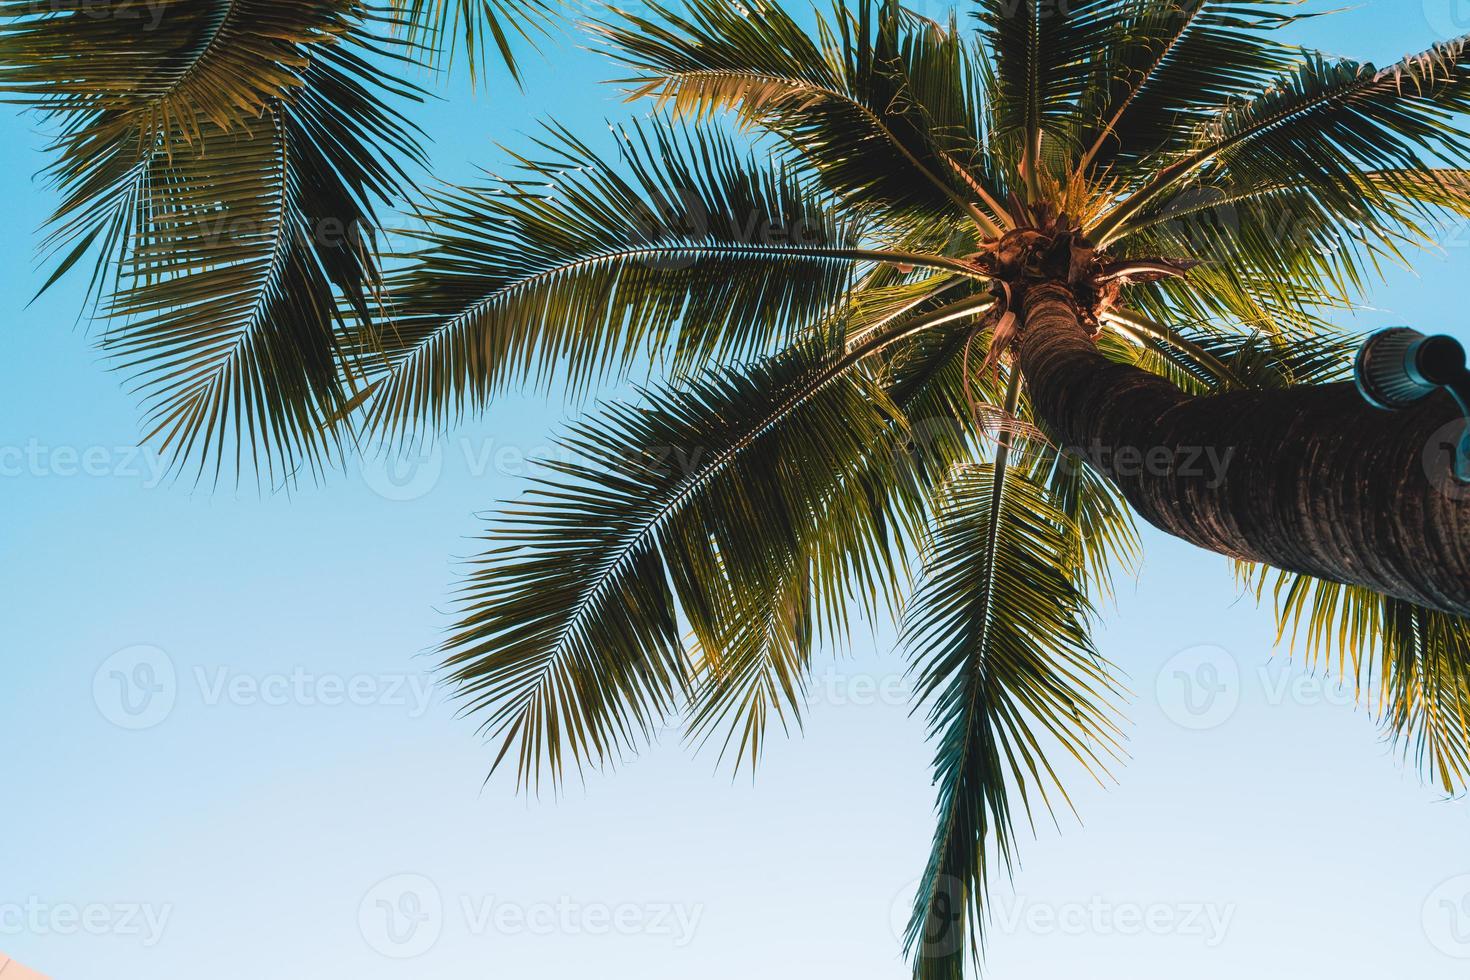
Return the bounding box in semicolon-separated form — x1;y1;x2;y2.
1100;33;1470;241
677;314;1006;777
1075;0;1310;176
354;117;936;441
1108;163;1470;337
904;455;1125;980
865;299;1000;497
1105;308;1357;395
442;328;916;789
593;0;1003;225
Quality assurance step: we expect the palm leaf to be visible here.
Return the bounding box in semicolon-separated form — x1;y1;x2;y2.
682;560;814;773
355;117;975;441
442;327;918;789
1024;433;1141;601
972;0;1119;186
904;450;1125;979
1105;309;1357;395
682;288;1013;774
388;0;553;81
1099;33;1470;241
1074;0;1310;175
593;0;1004;226
2;1;425;479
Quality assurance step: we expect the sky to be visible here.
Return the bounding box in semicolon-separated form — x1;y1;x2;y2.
3;2;1470;978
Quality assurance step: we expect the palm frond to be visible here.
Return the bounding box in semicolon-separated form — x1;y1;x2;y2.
593;0;1004;226
1024;434;1141;601
388;0;553;81
683;293;1012;773
1113;170;1442;335
1106;308;1356;395
972;0;1120;186
3;0;380;293
1075;0;1310;176
903;382;1125;977
356;116;980;442
442;327;917;789
682;562;814;774
0;0;342;132
1100;34;1470;241
2;1;425;480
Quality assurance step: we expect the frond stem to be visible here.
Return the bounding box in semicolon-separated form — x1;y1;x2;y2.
1101;306;1244;388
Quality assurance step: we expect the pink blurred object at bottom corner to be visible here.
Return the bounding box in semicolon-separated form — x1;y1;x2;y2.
0;953;50;980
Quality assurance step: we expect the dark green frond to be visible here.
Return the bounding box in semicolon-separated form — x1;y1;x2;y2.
0;0;341;131
903;453;1125;978
594;0;1003;224
1115;175;1429;335
1204;43;1470;207
389;0;553;81
972;0;1120;173
1075;1;1309;176
683;563;814;774
2;0;378;293
2;1;425;480
442;330;909;789
1101;34;1470;242
357;117;892;441
1024;436;1141;601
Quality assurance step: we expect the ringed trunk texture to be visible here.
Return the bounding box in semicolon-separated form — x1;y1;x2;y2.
1016;283;1470;616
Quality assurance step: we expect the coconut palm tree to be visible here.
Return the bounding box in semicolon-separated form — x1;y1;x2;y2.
374;3;1470;974
7;1;1470;976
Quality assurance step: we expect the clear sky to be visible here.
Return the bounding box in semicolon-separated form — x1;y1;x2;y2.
3;2;1470;978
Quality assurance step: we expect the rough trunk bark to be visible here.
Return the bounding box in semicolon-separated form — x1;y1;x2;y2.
1016;282;1470;615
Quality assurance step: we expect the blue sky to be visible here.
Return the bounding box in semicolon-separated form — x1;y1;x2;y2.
3;2;1470;978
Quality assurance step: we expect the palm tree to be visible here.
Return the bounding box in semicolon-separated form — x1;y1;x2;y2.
6;1;1470;976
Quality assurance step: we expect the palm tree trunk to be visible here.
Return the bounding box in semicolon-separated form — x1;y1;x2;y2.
1016;283;1470;615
